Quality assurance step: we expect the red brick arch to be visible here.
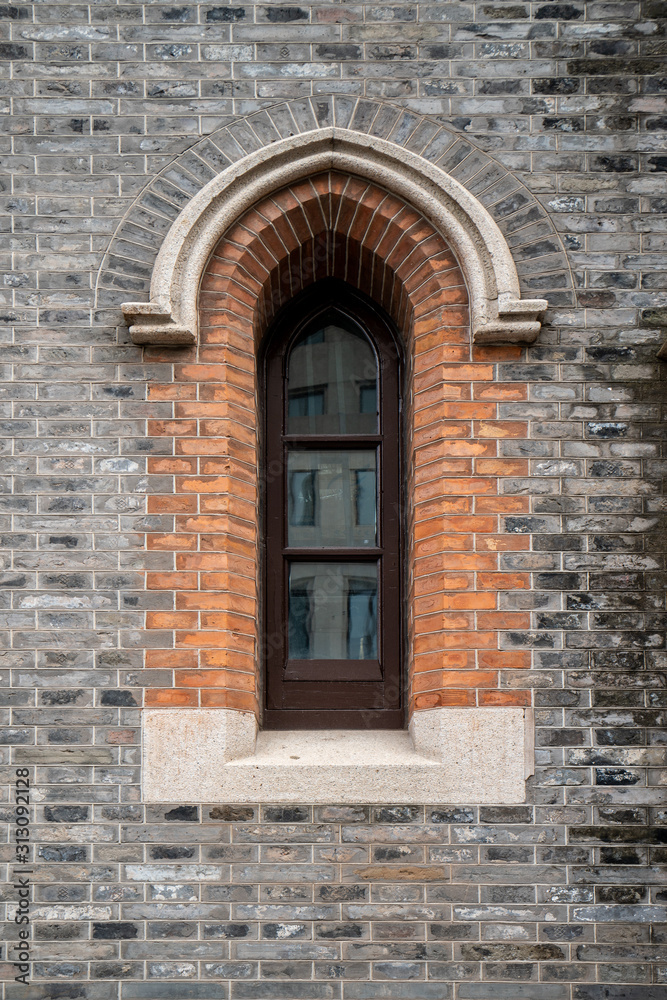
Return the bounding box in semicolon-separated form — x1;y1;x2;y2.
143;170;531;719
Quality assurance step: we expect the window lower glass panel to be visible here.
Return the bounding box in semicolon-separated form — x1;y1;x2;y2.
288;562;378;660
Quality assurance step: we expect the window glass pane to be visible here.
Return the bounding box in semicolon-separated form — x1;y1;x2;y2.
287;388;325;419
359;382;377;415
288;562;378;660
287;450;377;548
287;323;378;435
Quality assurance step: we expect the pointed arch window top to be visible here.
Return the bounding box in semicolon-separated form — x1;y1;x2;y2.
121;128;547;346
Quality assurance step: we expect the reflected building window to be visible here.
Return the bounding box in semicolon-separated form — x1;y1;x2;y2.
359;381;377;415
347;584;378;660
288;586;312;659
353;470;376;528
288;470;316;527
287;387;325;419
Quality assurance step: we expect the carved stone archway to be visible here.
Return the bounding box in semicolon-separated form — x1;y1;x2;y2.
120;128;547;346
96;98;573;345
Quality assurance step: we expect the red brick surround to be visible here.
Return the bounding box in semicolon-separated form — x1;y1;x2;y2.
143;170;531;717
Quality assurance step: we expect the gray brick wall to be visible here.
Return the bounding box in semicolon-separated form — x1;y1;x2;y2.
1;0;666;995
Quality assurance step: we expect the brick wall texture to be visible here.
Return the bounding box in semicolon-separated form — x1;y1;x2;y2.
1;0;667;997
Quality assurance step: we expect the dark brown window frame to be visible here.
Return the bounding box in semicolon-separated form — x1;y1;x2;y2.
261;280;404;730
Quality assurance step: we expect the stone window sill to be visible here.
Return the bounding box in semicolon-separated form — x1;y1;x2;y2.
143;708;533;805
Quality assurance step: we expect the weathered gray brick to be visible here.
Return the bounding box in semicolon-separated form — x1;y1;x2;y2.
1;0;665;994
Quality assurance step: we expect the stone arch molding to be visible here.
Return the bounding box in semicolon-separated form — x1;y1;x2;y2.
121;129;545;346
110;102;552;346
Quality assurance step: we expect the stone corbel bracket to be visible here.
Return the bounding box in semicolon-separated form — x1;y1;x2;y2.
122;128;547;347
120;302;194;346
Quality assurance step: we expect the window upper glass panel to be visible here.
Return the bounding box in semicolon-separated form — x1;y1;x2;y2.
286;322;378;435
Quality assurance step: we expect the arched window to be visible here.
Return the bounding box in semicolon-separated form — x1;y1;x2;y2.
263;282;403;729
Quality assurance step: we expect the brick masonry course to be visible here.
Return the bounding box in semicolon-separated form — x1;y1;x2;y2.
1;0;667;996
